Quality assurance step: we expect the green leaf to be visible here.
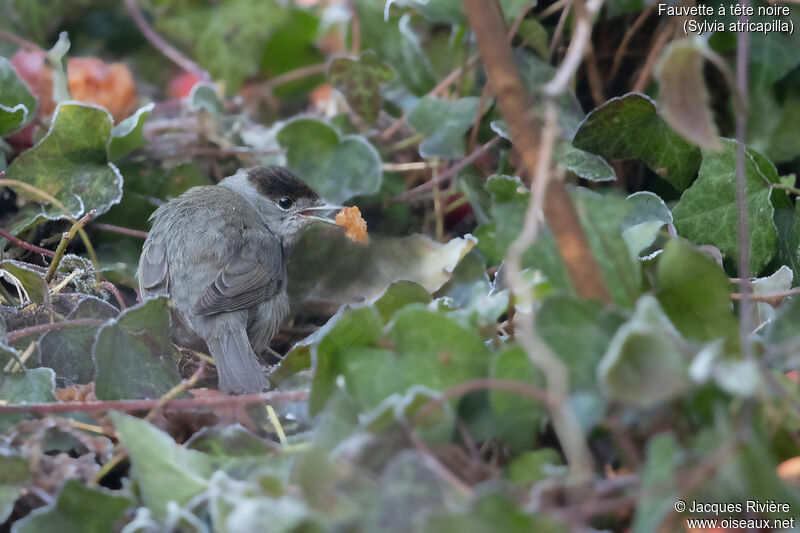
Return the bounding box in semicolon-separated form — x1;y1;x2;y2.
0;260;49;306
571;188;642;307
555;143;616;182
155;0;288;95
374;280;431;322
672;139;778;274
536;297;625;391
188;83;223;116
387;306;491;390
505;449;563;488
598;296;692;408
290;228;475;304
408;96;482;159
0;368;56;404
573;93;701;190
631;433;681;533
621;192;673;258
655;37;721;151
93;298;182;400
0;56;37;137
0;450;30;523
423;492;565;533
11;479;130;533
260;7;325;97
749;5;800;84
328;51;394;124
489;345;546;451
110;412;213;519
655;239;738;343
4;102;123;234
108;103;153;161
38;296;118;387
310;306;384;415
277;118;382;204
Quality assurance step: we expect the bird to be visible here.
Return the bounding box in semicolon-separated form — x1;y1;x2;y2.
137;165;340;393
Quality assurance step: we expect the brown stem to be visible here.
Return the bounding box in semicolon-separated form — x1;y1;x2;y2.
462;0;611;303
144;361;206;421
0;227;55;257
262;63;328;90
412;377;552;427
395;136;501;201
123;0;210;81
0;30;43;52
609;2;657;81
92;223;148;240
7;318;107;344
0;389;310;414
99;280;127;310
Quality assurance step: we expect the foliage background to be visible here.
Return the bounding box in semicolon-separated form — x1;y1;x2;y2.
1;0;800;531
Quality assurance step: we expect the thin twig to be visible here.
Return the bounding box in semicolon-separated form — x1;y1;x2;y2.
609;2;657;81
0;389;309;414
0;227;55;257
412;378;551;427
632;21;674;92
144;361;206;421
548;3;572;61
735;2;752;355
394;136;501;201
91;223;148;240
403;425;474;498
99;280;127;310
123;0;210;81
45;209;96;283
6;319;106;344
346;0;361;55
262;63;328;90
0;30;43;52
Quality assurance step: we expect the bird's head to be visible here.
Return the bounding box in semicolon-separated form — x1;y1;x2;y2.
221;166;341;247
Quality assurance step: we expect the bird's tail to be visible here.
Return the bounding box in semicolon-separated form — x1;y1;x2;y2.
205;326;270;394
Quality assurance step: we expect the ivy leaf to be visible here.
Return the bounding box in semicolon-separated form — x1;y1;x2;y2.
261;7;325;97
387;305;491;391
408;96;482;159
3;102;123;235
277;118;382;204
0;368;56;404
11;479;130;533
155;0;288;95
536;297;625;391
328;51;394;124
631;434;681;533
749;7;800;84
108;103;153;161
655;239;738;343
489;345;546;452
0;260;49;306
655;37;722;151
38;296;118;387
0;56;37;137
573;93;701;190
289;228;475;304
110;412;213;519
93;298;182;400
598;296;692;408
0;450;30;523
672;139;778;274
621;192;673;259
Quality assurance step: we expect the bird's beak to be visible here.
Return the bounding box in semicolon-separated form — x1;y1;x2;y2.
300;203;343;225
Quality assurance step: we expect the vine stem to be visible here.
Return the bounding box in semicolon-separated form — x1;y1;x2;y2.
0;389;309;414
124;0;210;81
462;0;607;478
6;319;107;344
0;227;55;257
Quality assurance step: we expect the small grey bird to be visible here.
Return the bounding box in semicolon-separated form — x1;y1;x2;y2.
137;166;340;393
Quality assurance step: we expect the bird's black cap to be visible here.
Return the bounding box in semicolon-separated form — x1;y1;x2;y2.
247;166;320;202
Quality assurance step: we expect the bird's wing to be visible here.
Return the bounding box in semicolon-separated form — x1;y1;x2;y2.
192;230;284;315
138;237;170;297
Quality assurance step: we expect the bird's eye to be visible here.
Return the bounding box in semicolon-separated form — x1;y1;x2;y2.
277;197;293;210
